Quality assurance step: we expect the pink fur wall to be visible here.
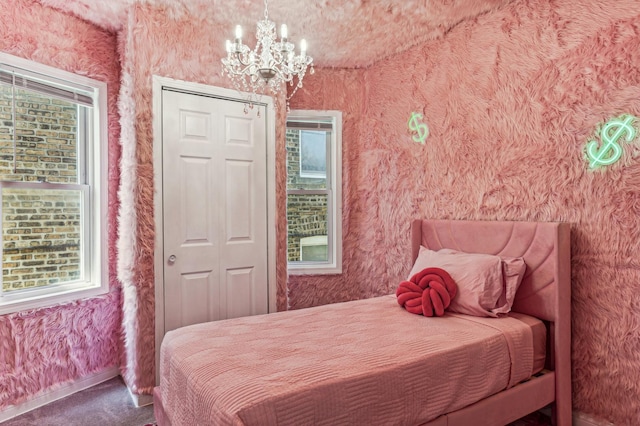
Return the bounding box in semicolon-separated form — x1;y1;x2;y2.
117;3;288;395
290;0;640;423
0;0;121;411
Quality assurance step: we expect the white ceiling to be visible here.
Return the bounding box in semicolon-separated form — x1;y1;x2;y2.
36;0;513;68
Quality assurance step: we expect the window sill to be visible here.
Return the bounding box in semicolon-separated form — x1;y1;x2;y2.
0;284;109;316
288;264;342;275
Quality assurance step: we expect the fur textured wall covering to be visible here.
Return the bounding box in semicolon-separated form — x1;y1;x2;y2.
291;0;640;424
0;0;122;411
116;3;288;394
36;0;513;68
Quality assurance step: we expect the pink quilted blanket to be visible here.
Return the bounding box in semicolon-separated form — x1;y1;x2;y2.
158;295;535;426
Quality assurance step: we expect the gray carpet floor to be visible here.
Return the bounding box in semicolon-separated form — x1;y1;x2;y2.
1;376;155;426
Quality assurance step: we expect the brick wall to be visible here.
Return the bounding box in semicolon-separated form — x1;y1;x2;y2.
286;129;328;261
0;87;81;291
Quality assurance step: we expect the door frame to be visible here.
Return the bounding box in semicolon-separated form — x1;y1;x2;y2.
152;75;277;384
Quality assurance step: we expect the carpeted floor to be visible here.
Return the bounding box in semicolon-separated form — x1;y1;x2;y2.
1;375;551;426
1;376;155;426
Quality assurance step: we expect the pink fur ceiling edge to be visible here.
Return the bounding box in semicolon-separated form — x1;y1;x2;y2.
0;0;122;410
37;0;127;33
36;0;513;68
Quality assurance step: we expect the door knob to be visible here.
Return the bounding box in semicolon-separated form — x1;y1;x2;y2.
168;255;177;264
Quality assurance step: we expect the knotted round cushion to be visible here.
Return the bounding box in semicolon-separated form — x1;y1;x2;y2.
396;267;457;317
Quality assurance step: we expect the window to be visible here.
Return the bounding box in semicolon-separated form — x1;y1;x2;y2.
0;53;108;314
286;111;342;274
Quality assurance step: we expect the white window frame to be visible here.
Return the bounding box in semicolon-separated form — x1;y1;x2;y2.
0;52;108;315
287;110;342;275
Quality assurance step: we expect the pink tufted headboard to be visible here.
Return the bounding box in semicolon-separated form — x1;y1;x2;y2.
411;219;571;422
411;219;570;322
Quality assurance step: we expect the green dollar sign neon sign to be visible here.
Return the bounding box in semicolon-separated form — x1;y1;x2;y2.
586;114;637;169
408;112;429;144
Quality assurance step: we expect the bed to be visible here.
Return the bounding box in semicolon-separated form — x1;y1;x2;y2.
153;219;571;426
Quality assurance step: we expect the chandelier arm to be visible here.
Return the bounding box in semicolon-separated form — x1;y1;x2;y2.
233;51;252;67
225;63;261;78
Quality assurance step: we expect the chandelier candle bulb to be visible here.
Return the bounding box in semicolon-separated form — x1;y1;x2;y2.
281;24;288;40
300;39;307;57
235;25;242;41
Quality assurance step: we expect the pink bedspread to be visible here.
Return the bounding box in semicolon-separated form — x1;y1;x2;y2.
158;295;536;426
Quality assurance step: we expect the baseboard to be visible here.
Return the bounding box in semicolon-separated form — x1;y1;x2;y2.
0;366;120;423
127;386;154;407
573;411;615;426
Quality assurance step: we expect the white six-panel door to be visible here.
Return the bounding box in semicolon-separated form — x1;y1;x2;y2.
161;89;269;334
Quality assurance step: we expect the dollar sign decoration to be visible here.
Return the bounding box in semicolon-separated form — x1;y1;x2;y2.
586;115;637;169
408;112;429;144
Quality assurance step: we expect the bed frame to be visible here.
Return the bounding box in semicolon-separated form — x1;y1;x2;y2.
412;219;571;426
153;219;571;426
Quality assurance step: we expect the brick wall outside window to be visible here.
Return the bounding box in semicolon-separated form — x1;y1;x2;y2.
0;87;81;291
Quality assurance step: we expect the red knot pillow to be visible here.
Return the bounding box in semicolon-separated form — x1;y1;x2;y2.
396;267;457;317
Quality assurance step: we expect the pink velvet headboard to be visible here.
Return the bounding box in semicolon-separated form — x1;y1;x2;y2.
411;219;570;322
412;219;572;422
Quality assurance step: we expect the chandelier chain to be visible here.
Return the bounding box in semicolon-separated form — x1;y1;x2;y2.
263;0;269;20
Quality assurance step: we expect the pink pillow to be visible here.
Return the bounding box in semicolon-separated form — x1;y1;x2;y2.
408;247;526;317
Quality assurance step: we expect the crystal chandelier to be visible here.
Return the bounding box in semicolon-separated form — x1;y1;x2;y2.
221;0;313;108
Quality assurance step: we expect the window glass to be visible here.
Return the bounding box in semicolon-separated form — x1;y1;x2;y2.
286;193;329;262
286;128;328;190
299;130;327;180
0;86;79;184
2;187;83;292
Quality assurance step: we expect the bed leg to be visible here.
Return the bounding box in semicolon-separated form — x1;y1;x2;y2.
551;402;558;426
